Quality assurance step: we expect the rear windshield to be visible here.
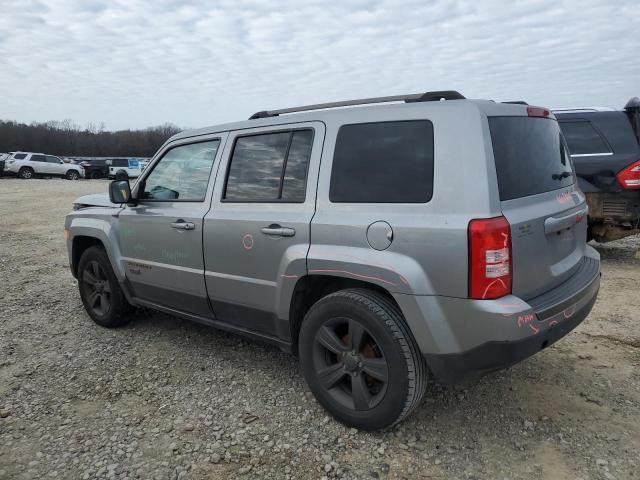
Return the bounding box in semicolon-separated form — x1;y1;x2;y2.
489;117;574;201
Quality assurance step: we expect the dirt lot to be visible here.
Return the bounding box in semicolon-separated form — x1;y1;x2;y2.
1;178;639;480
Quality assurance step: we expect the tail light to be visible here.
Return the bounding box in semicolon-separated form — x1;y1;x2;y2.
468;216;512;300
527;106;555;120
616;160;640;189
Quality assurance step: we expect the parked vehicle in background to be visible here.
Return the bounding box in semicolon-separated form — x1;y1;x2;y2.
80;159;110;179
0;152;9;176
4;152;84;180
107;158;142;180
555;97;640;242
66;91;600;430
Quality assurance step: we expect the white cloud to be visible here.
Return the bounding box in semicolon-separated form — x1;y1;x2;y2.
0;0;638;129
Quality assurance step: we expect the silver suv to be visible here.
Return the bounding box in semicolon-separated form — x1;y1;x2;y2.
65;91;601;430
5;152;84;179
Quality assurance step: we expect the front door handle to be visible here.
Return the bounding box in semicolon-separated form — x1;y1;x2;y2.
261;224;296;237
171;220;195;230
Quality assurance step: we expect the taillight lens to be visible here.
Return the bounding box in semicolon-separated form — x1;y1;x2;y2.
527;105;555;119
468;216;512;300
616;160;640;189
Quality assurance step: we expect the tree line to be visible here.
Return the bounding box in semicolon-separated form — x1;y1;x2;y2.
0;120;182;157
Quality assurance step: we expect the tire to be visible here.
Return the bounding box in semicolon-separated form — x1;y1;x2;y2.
115;170;128;181
299;288;428;430
90;170;102;180
66;170;80;180
77;246;132;328
18;167;34;179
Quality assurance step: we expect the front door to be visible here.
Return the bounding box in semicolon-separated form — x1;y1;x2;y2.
203;123;324;338
117;134;227;317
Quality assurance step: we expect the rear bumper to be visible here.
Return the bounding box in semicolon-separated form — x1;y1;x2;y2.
397;246;601;384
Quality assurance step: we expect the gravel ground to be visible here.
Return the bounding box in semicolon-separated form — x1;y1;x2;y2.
1;177;639;480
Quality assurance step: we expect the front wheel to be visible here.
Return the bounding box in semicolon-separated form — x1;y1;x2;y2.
299;289;428;430
78;246;132;327
66;170;80;180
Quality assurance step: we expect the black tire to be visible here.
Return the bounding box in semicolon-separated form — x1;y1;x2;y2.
77;246;132;328
18;167;34;179
66;170;80;180
299;288;428;430
90;170;102;179
115;169;128;181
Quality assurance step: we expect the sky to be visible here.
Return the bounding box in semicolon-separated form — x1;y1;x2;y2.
1;0;638;131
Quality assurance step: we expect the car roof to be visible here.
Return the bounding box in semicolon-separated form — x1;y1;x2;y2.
170;96;529;142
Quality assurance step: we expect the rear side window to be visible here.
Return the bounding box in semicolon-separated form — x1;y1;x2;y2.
559;121;612;155
489;117;574;201
330;121;434;203
224;129;313;202
13;153;27;160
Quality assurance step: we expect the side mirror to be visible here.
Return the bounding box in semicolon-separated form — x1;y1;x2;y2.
109;180;132;204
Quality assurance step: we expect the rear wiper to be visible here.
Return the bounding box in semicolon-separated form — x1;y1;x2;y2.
552;171;572;180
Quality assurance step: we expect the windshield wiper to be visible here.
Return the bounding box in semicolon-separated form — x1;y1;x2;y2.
552;171;572;180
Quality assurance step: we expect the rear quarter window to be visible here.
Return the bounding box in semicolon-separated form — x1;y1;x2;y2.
329;120;434;203
489;117;574;201
558;121;612;155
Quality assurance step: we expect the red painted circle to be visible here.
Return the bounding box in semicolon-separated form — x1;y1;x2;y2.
242;234;254;250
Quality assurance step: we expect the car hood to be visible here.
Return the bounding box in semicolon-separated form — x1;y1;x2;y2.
73;193;120;208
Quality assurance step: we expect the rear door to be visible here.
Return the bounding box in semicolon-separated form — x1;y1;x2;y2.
488;114;588;300
203;122;323;336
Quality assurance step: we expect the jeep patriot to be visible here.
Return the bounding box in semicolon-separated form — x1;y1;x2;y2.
66;91;601;430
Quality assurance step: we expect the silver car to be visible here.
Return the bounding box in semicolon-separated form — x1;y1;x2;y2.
65;91;600;430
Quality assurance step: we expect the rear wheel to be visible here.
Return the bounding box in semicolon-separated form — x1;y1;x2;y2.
66;170;80;180
78;246;132;328
299;288;428;430
90;170;102;179
18;167;34;179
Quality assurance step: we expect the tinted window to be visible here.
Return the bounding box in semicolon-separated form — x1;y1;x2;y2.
559;121;612;155
46;156;61;163
141;141;220;201
282;130;313;201
31;154;46;162
13;153;27;160
329;121;434;203
489;117;574;201
224;130;313;202
111;159;129;167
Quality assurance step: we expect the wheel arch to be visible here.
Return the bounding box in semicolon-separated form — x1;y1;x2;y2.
287;274;400;355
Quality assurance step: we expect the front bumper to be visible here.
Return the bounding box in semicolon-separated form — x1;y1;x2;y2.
401;246;601;384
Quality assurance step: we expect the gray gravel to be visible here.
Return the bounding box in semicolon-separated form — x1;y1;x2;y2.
1;177;640;479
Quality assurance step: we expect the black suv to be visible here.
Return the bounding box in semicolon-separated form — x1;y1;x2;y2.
555;97;640;242
79;159;110;179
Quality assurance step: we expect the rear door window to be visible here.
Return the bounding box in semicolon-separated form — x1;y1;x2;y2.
30;154;46;162
224;129;313;202
489;117;574;201
329;121;434;203
558;121;612;156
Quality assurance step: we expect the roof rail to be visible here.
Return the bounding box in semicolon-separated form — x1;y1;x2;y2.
552;107;615;113
249;90;465;120
502;101;529;105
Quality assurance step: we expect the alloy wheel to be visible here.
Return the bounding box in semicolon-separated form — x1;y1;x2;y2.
312;317;389;411
81;261;112;316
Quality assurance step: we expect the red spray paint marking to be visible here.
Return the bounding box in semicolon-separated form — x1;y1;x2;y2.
280;274;299;279
563;306;576;319
336;253;410;285
548;320;559;327
242;234;254;250
528;323;540;334
308;269;397;286
517;313;535;328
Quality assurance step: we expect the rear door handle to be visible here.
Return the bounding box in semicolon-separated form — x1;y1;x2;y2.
544;208;587;234
261;224;296;237
171;220;195;230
